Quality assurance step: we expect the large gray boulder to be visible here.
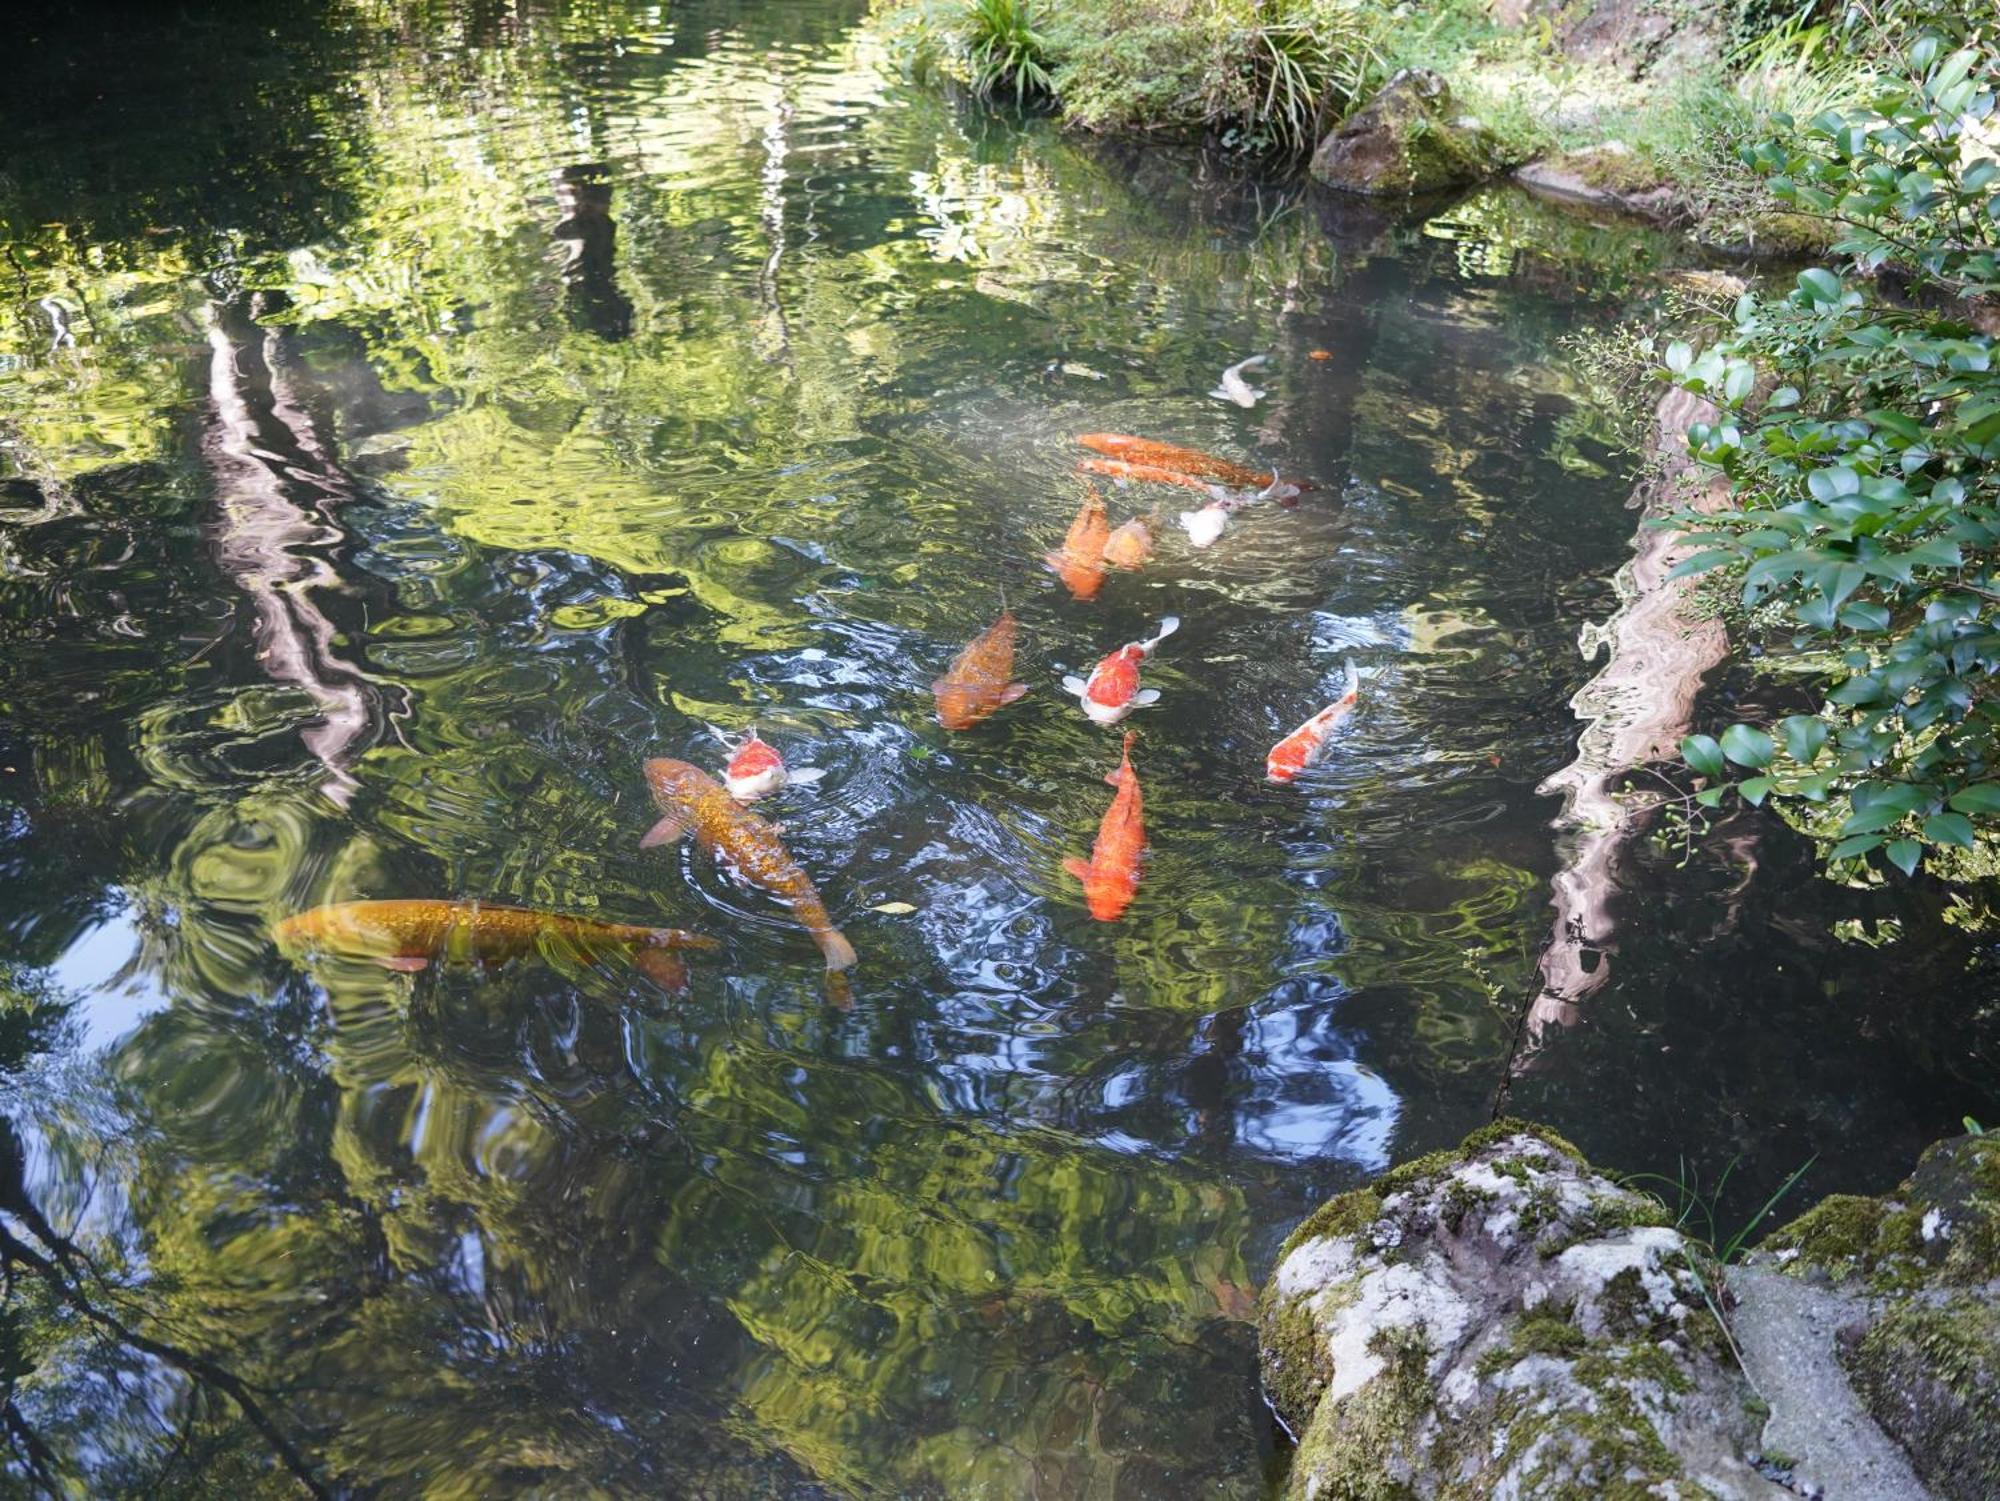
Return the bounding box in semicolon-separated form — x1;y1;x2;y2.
1308;69;1505;196
1259;1122;1786;1498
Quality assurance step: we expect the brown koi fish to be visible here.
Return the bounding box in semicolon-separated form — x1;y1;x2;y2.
273;900;715;988
1064;732;1145;921
1044;487;1110;600
642;758;858;971
933;606;1028;730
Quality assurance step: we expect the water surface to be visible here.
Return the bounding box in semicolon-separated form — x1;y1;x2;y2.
3;1;1997;1494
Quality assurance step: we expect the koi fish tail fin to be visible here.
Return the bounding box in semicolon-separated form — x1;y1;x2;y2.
1145;616;1180;651
816;926;859;973
1343;657;1361;702
1240;354;1269;372
788;767;826;787
708;723;741;749
1062;857;1093;882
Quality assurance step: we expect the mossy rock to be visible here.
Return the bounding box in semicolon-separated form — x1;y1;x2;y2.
1839;1293;2000;1501
1260;1120;1773;1499
1758;1132;1999;1290
1309;69;1509;196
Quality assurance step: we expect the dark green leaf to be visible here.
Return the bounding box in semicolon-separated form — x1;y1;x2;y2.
1721;724;1775;769
1681;734;1726;779
1924;811;1976;847
1947;783;2000;814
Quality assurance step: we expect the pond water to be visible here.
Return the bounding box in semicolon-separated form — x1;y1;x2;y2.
3;1;1998;1495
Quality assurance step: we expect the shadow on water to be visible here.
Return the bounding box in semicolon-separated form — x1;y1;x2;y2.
2;0;1998;1495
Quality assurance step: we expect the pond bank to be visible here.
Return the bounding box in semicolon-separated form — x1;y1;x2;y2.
1258;1119;1998;1500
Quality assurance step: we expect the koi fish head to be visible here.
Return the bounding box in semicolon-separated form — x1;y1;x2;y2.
645;757;714;812
725;735;787;801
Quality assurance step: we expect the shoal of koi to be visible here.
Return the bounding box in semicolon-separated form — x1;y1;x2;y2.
275;428;1362;987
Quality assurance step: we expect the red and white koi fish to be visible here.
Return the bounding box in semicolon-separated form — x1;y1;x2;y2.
1266;659;1361;784
710;726;823;803
1063;616;1178;726
1063;732;1145;921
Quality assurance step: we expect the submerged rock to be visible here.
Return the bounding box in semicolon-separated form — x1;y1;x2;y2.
1259;1121;1785;1498
1308;70;1505;196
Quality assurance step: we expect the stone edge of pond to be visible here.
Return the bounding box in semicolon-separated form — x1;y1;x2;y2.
1257;1119;1999;1500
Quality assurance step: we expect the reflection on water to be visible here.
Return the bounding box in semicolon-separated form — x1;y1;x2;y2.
2;0;1998;1495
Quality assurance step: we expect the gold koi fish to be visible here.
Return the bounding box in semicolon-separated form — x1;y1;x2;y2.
641;758;858;971
272;899;715;988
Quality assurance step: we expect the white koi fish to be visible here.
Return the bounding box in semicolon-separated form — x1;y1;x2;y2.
1209;354;1268;408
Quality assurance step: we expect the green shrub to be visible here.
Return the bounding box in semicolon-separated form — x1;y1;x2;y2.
1661;25;2000;877
880;0;1384;161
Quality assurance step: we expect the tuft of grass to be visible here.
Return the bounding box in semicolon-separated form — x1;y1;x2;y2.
962;0;1053;103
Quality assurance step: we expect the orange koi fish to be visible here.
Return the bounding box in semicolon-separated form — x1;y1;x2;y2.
1076;434;1278;491
711;725;824;802
1064;732;1145;921
1044;487;1110;600
272;900;716;988
642;759;857;971
934;606;1028;730
1103;514;1154;569
1266;659;1361;784
1077;457;1211;491
1063;616;1178;726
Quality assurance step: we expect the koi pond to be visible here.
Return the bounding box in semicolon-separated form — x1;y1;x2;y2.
3;0;1997;1494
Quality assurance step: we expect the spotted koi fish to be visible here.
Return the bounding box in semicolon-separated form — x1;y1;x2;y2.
1266;659;1361;784
934;606;1028;730
642;758;857;971
711;726;824;802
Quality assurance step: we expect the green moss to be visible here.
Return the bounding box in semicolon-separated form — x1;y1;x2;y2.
1440;1177;1496;1234
1373;1119;1583;1203
1568;145;1666;196
1279;1186;1384;1264
1261;1290;1340;1424
1475;1300;1586;1377
1842;1294;2000;1501
1760;1192;1904;1272
1288;1326;1432;1501
1541;1189;1675;1259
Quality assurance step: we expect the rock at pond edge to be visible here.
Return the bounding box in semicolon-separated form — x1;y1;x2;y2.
1259;1119;1786;1499
1308;69;1509;196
